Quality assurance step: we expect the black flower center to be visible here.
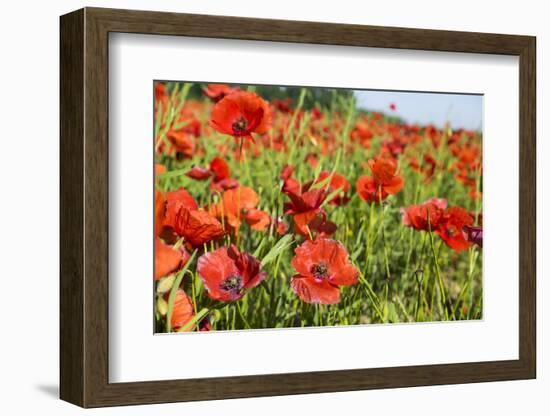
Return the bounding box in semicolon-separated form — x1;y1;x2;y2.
220;275;243;292
232;117;248;134
311;263;329;280
446;227;456;237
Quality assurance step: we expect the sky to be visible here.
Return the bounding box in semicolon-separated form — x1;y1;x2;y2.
354;90;483;131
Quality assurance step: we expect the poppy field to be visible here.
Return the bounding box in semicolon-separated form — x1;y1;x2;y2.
154;81;483;333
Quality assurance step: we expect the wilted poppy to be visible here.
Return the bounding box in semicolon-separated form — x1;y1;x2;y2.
197;245;267;302
436;206;474;252
463;225;483;248
291;238;359;304
155;238;189;281
210;91;272;141
356;157;404;203
401;198;448;231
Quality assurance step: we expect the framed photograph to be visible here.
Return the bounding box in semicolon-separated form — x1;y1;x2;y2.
60;7;536;408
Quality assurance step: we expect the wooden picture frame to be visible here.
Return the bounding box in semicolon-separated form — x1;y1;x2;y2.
60;7;536;408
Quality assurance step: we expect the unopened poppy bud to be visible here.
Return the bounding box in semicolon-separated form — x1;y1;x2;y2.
156;274;176;294
157;296;168;316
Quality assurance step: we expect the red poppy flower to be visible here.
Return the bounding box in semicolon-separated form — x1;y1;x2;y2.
162;188;199;239
272;97;293;114
350;119;374;148
209;157;238;191
356;157;404;203
389;103;397;111
283;186;336;238
171;206;225;248
401;198;448;231
243;208;271;231
211;186;270;232
291;238;359;304
155;164;167;176
155;190;166;237
305;153;319;168
155;238;190;281
436;206;474;252
280;164;301;194
409;153;437;182
310;171;350;206
186;166;213;180
211;178;239;193
210;157;230;182
210;91;272;140
197;245;267;302
155;82;167;102
166;130;195;158
168;289;195;331
203;84;237;102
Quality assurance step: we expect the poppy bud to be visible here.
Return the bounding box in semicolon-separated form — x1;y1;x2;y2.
156;274;176;294
157;296;168;316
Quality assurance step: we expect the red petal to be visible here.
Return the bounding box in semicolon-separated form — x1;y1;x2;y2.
245;208;271;231
383;175;404;195
165;188;198;210
155;238;184;280
291;275;340;304
186;166;213;180
169;289;195;331
172;207;225;247
210;157;230;181
155;190;166;237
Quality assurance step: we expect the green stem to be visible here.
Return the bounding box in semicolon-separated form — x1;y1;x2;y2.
427;228;449;320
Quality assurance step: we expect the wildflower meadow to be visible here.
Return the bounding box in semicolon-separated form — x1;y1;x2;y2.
153;82;483;333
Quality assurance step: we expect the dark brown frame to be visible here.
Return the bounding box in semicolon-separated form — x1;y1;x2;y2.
60;7;536;408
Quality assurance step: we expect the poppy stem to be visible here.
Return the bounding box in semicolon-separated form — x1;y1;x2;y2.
190;272;199;329
377;199;392;282
239;137;254;187
177;307;209;333
236;301;251;329
427;226;450;320
363;201;376;273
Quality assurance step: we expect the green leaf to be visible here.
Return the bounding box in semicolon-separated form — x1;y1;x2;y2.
261;234;294;267
177;307;209;332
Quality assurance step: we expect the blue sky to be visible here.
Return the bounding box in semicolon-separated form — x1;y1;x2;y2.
354;90;483;131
